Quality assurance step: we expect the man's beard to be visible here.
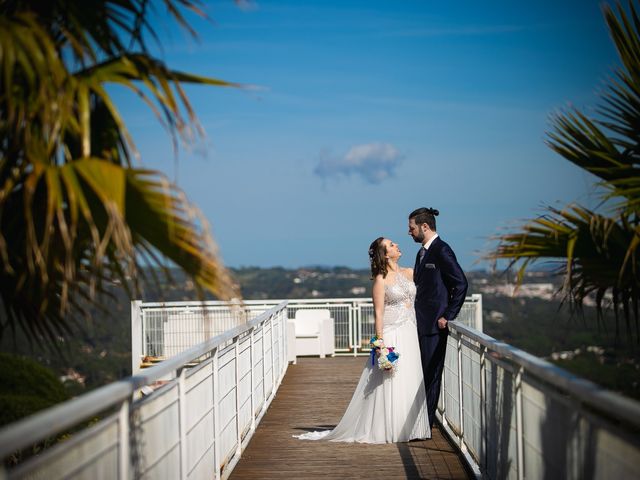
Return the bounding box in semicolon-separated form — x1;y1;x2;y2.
412;231;424;244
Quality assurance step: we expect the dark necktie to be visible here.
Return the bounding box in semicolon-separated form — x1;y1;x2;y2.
415;247;425;272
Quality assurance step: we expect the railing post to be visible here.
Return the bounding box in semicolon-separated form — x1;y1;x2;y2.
457;336;464;448
282;310;288;376
178;367;187;480
515;366;525;480
277;311;285;383
279;309;286;374
261;320;267;410
212;349;221;480
250;327;256;432
270;314;276;399
480;346;487;475
131;300;143;375
474;294;483;332
356;304;362;356
349;303;356;356
234;337;242;458
440;335;447;427
282;311;287;375
273;314;280;376
118;398;130;480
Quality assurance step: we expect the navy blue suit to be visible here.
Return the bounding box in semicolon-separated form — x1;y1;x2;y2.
413;236;468;427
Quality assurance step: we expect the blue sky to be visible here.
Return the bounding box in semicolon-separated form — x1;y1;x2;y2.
117;0;618;270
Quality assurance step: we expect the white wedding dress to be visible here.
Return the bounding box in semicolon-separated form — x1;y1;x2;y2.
295;273;431;443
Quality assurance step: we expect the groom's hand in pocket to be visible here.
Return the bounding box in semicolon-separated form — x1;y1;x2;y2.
437;317;448;329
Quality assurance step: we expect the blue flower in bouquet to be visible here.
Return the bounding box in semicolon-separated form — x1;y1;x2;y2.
387;348;399;363
369;336;400;372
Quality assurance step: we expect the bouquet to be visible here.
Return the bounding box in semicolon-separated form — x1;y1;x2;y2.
369;335;400;371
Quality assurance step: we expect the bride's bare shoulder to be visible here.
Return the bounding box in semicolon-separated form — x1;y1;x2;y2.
401;268;413;280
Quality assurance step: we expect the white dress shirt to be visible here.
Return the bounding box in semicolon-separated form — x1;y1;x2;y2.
422;233;439;251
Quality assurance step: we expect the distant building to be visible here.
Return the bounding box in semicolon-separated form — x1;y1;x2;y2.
478;282;555;300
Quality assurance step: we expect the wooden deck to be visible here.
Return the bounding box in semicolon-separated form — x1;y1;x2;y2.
230;357;471;480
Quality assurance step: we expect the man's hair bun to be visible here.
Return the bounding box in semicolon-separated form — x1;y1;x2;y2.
408;207;439;231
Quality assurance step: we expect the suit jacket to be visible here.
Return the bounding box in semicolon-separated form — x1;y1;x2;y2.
413;236;468;335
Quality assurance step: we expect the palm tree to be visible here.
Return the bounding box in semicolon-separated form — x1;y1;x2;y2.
0;0;241;344
489;1;640;346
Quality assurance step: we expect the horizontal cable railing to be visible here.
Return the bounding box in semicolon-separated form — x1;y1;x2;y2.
439;321;640;479
0;302;289;480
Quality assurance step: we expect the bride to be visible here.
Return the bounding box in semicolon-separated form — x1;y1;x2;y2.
295;237;430;443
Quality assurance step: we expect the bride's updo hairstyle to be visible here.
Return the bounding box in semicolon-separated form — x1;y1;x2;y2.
368;237;389;279
409;207;439;231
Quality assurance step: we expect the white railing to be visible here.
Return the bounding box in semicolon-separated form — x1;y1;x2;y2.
133;295;483;370
438;321;640;479
3;292;639;480
0;302;289;480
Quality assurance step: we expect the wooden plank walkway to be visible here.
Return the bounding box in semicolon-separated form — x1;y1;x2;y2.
230;357;471;480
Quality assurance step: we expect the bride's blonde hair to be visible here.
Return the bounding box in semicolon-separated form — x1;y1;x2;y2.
368;237;389;279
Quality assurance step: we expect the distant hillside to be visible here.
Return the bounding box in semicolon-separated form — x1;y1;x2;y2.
233;266;372;300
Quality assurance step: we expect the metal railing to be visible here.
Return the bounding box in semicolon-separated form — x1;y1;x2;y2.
133;295;483;370
2;292;640;480
0;302;289;480
438;321;640;479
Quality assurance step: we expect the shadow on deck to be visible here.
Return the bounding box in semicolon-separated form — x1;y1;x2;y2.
230;357;471;480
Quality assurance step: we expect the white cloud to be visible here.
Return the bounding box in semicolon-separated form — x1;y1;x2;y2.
314;143;403;184
235;0;259;12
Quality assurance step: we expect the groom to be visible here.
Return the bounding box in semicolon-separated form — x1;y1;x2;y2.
409;207;468;428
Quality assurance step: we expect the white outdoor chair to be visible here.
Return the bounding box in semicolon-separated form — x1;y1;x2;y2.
293;309;335;358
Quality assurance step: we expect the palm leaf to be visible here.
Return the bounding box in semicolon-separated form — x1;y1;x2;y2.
1;157;240;343
73;54;239;162
0;1;243;345
490;1;640;349
546;2;640;213
489;205;640;342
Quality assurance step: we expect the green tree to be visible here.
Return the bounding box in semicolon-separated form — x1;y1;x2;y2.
0;353;69;427
0;1;240;344
489;2;640;346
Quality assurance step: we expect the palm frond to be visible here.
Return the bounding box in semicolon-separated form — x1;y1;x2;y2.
545;2;640;214
0;1;242;345
73;54;238;161
488;205;640;343
489;1;640;349
0;157;240;343
1;0;208;62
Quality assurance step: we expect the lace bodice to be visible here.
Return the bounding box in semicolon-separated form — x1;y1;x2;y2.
383;273;417;329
